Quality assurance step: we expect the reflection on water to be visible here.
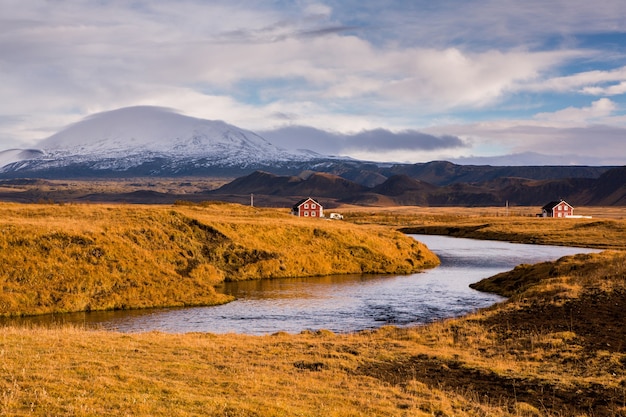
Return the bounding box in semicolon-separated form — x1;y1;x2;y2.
0;235;600;334
0;308;163;329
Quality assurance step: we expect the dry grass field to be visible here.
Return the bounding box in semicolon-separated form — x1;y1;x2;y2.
0;249;625;416
0;202;438;316
339;205;626;249
1;201;625;416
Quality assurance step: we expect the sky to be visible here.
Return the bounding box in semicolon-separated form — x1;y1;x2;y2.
2;0;626;165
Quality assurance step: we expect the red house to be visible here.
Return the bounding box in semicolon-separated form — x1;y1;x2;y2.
541;200;574;218
291;197;324;218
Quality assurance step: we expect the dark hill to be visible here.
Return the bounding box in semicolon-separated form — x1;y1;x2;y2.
589;166;626;205
479;177;596;206
211;165;626;207
427;182;501;206
380;161;613;186
339;169;388;188
372;175;437;196
363;175;438;205
212;171;302;195
294;172;368;197
211;170;367;199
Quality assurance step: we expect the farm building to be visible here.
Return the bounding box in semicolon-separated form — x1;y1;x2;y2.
291;197;324;218
541;200;574;218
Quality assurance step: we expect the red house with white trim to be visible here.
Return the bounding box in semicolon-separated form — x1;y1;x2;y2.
291;197;324;218
541;200;574;218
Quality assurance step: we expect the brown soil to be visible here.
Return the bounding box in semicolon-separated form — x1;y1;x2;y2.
357;353;625;416
357;288;626;416
483;289;626;353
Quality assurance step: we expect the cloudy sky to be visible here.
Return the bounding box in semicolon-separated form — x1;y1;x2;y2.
2;0;626;165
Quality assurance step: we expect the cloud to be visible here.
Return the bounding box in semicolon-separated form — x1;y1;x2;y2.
343;129;465;152
337;0;626;50
582;81;626;96
259;125;466;156
424;99;626;165
2;0;626;166
451;151;615;166
497;125;626;164
523;67;626;95
303;3;332;18
533;98;618;124
0;2;582;120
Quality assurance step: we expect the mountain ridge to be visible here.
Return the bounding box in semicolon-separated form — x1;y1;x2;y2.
208;167;626;207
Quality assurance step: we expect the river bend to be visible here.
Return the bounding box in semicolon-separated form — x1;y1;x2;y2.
5;235;599;334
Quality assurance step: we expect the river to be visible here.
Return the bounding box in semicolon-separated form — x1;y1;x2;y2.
4;235;599;334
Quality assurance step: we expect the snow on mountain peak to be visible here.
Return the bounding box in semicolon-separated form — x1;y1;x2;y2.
0;106;332;175
0;149;45;168
37;106;286;159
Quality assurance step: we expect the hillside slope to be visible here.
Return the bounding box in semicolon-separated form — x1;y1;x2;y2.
380;160;613;186
0;202;438;316
589;166;626;205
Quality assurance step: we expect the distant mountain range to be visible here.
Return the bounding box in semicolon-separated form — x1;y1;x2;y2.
208;166;626;207
0;105;623;206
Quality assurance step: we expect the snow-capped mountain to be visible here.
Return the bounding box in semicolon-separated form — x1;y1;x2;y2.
0;149;44;168
0;106;329;177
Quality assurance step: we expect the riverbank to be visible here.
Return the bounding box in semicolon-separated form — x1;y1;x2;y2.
1;249;625;416
0;202;438;316
33;234;585;334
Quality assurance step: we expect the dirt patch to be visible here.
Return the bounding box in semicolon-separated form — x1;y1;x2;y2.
483;289;626;353
357;354;625;416
356;287;626;416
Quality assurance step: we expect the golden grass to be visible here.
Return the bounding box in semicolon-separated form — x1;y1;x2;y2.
1;251;625;416
470;250;625;298
338;205;626;249
0;325;514;416
0;202;438;316
335;204;626;220
1;202;626;415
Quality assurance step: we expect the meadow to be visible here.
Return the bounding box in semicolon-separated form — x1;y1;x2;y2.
0;203;625;416
341;205;626;249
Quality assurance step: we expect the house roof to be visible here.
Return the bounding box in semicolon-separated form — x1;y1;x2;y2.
292;197;321;210
542;200;573;211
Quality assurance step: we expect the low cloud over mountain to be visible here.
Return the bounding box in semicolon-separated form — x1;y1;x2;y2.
0;106;337;177
259;126;467;157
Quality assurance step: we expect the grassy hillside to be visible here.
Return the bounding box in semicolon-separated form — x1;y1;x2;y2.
0;202;438;316
0;250;624;416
